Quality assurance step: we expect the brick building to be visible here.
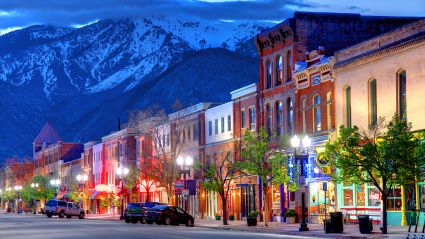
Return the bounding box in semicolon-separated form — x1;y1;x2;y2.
334;18;425;226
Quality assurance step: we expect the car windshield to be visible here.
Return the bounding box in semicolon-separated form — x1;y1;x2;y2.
144;202;159;208
127;203;141;208
150;205;168;211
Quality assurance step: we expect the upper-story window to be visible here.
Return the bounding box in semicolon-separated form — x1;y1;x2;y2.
275;101;283;136
286;51;292;82
266;104;272;135
241;110;246;128
266;60;272;89
326;92;332;130
221;117;225;133
369;79;377;126
313;95;321;132
208;121;212;136
214;119;219;135
227;115;231;132
193;124;198;141
182;129;186;143
286;97;293;135
187;127;191;142
344;86;352;128
275;55;283;86
302;98;307;134
397;70;407;120
249;107;256;130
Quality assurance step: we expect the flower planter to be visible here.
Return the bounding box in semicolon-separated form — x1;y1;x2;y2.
215;216;221;220
247;217;257;226
229;215;235;221
286;216;295;224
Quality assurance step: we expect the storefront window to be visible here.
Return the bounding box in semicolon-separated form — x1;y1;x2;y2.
387;187;402;211
343;189;354;206
357;185;365;206
368;188;381;207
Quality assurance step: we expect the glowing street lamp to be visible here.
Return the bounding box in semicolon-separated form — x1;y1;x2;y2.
116;166;129;220
290;134;311;232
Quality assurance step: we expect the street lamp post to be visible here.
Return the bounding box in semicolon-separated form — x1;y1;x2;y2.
50;179;61;198
291;135;311;232
116;166;129;220
14;185;22;213
76;174;88;208
176;156;193;211
31;183;39;214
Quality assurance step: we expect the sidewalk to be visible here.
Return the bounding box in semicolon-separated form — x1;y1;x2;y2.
85;213;120;221
195;219;411;239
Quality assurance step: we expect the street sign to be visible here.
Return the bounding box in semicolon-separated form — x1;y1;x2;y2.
323;182;327;192
182;189;189;196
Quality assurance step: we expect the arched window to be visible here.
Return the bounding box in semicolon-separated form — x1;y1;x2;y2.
369;79;377;126
266;60;272;89
286;51;292;82
275;101;283;135
326;92;332;130
275;55;283;86
302;98;307;134
266;104;272;135
286;97;293;135
397;70;406;120
313;95;321;132
344;86;352;127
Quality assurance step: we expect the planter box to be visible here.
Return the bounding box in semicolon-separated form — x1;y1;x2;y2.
247;217;257;226
286;217;295;224
215;216;221;220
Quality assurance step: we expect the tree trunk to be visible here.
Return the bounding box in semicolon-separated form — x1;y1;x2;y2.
381;192;388;234
222;193;228;225
263;184;269;227
146;188;151;202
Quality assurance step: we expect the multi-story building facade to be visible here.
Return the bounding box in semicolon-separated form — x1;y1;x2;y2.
255;11;419;222
203;102;234;219
169;103;212;218
230;83;261;220
334;18;425;226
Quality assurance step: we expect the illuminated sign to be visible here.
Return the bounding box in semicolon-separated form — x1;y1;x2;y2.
95;184;111;192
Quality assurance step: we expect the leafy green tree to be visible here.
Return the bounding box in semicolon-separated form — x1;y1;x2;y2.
197;140;241;225
325;115;425;234
238;128;297;227
32;175;55;204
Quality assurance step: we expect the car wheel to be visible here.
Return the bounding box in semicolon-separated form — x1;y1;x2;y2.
47;212;52;218
125;217;131;223
59;211;65;218
163;217;171;225
186;219;194;227
140;218;146;224
79;212;85;219
131;218;138;224
146;220;153;224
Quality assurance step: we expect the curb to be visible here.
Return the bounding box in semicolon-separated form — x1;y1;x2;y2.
195;224;390;239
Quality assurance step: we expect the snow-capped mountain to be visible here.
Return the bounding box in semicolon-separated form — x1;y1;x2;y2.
0;16;271;162
0;16;269;100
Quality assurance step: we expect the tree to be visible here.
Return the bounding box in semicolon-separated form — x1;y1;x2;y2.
325;115;425;234
197;140;241;225
32;175;56;205
128;107;189;205
238;128;297;227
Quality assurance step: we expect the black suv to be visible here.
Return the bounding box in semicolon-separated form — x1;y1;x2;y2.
124;202;163;223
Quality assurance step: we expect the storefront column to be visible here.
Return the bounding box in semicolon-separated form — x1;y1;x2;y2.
415;181;420;211
401;185;407;226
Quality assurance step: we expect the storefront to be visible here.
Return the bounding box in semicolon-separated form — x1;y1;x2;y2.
308;181;337;223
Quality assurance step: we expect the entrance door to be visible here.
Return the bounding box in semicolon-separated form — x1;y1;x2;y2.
241;185;256;218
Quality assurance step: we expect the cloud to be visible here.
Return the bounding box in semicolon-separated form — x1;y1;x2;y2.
0;0;313;30
348;5;370;13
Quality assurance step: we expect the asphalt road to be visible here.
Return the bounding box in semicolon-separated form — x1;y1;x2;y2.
0;213;322;239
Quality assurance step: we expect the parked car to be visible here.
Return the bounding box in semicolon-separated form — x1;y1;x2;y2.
145;205;194;227
65;202;85;219
44;200;85;219
44;199;67;218
124;202;163;224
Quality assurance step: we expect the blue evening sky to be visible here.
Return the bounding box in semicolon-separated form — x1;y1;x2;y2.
0;0;424;35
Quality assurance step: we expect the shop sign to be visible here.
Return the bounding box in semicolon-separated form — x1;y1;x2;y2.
311;74;321;86
369;192;380;200
95;184;110;192
174;180;184;189
182;189;189;196
321;166;331;174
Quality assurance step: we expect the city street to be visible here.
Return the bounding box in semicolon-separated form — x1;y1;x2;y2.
0;213;321;239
